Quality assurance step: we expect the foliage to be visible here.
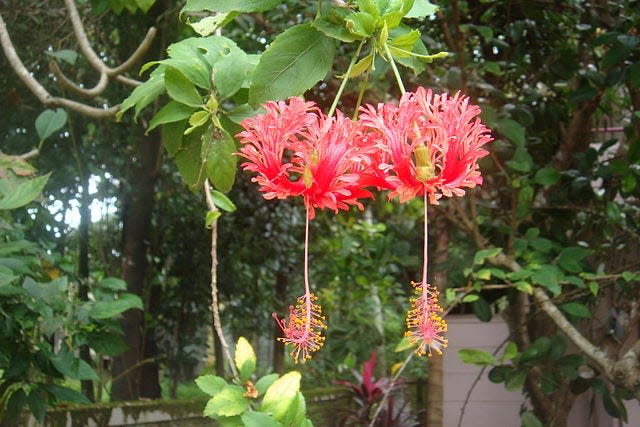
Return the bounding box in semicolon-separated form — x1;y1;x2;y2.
196;337;313;426
335;351;418;426
0;159;142;422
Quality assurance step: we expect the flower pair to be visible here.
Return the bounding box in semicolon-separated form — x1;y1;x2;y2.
237;87;492;361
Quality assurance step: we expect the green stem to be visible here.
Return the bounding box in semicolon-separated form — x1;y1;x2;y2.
384;43;406;95
328;40;365;117
352;70;370;121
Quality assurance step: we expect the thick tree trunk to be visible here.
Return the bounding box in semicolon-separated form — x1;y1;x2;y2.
272;271;288;374
423;210;448;427
78;165;94;402
111;132;162;400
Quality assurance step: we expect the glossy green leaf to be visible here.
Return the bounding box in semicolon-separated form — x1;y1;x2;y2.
148;101;196;132
249;24;336;106
35;109;67;142
43;384;90;404
165;67;203;107
210;190;236;212
175;128;205;188
501;342;518;362
0;173;50;210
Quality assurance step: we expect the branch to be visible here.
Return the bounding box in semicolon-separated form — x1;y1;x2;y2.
64;0;156;79
49;60;109;98
204;179;240;382
491;253;640;397
0;12;119;118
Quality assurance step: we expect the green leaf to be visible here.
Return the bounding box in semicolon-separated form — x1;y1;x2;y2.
235;337;257;382
507;147;533;173
262;371;301;421
203;385;249;417
462;294;479;303
534;167;561;186
213;45;250;99
175;129;205;188
458;349;496;366
501;342;518;362
99;277;127;291
560;302;592;319
87;332;127;356
472;297;492;322
521;411;544;427
388;29;421;58
195;375;227;396
44;384;90;404
405;0;438;18
181;0;280;13
36;108;67;141
496;118;525;147
135;0;155;12
515;281;533;294
185;111;211;135
205;210;221;228
241;411;282;427
27;389;46;423
311;17;361;43
117;66;166;120
557;247;590;273
394;336;417;352
345;12;376;38
0;173;50;210
165;67;203;107
280;391;307;426
45;49;78;65
473;247;502;265
532;265;563;296
161;120;186;157
204;129;237;193
148;101;196;133
505;370;527;391
88;293;143;319
249;24;336;106
210;190;236;212
255;373;279;396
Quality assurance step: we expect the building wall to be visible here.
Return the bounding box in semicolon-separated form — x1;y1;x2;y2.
443;314;640;427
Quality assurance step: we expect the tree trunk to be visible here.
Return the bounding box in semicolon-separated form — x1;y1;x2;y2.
78;162;94;402
111;132;162;401
272;271;288;374
423;210;449;427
